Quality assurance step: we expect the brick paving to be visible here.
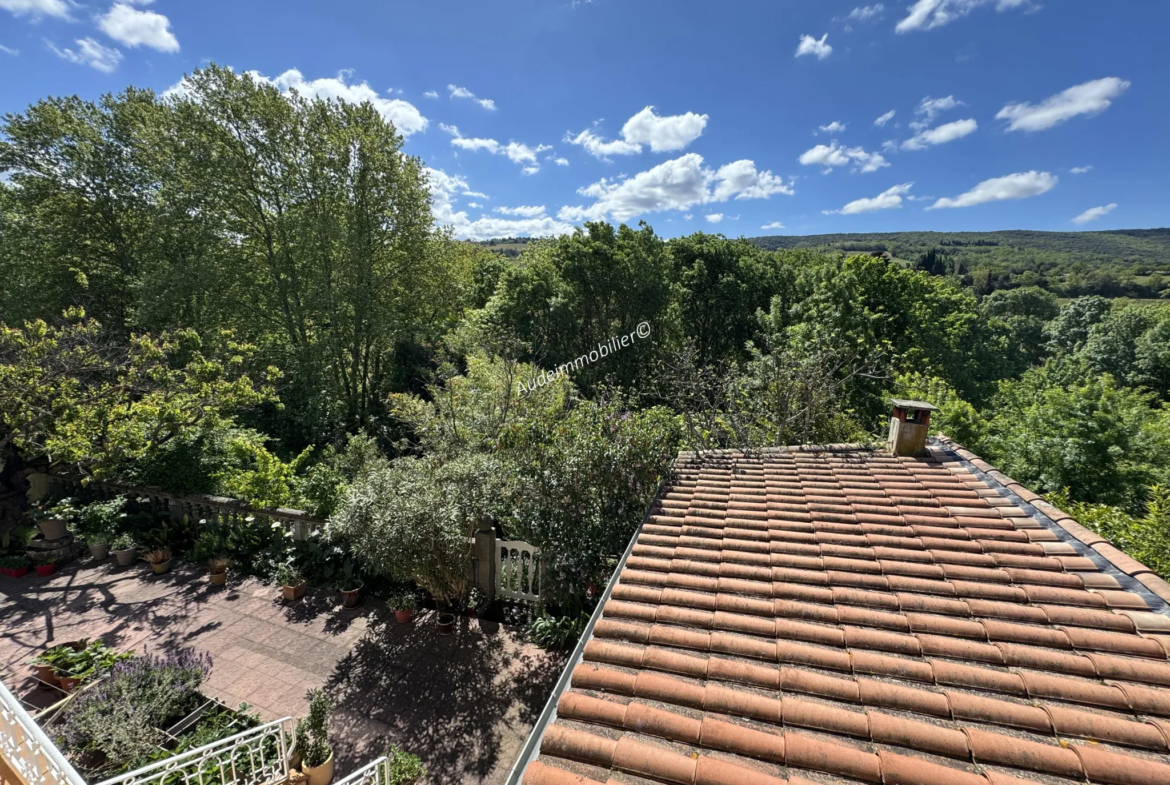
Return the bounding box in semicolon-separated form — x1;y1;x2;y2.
0;558;566;784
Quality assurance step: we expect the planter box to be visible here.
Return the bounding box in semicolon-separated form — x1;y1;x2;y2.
1;566;29;578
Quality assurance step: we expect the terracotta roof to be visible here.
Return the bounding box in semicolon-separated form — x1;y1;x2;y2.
511;441;1170;785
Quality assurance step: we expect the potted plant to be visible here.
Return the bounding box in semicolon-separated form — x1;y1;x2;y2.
276;562;306;601
32;498;79;541
146;547;171;575
30;642;79;686
338;562;363;609
391;590;416;624
191;532;231;585
436;611;456;635
32;552;58;577
296;689;334;785
0;555;30;578
77;498;126;561
384;744;426;785
111;533;137;567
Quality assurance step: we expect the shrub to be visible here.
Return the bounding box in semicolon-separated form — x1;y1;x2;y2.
384;744;426;785
56;649;211;778
295;689;333;768
527;612;590;651
75;498;127;545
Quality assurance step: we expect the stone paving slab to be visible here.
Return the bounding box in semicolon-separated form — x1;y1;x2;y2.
0;558;565;784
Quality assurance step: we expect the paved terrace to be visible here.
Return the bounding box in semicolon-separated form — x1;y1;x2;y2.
0;560;565;784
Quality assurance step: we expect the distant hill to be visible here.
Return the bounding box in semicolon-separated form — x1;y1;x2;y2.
746;229;1170;266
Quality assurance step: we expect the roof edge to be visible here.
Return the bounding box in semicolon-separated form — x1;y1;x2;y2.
936;434;1170;606
677;442;878;459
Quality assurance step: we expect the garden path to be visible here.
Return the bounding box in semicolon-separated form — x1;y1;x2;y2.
0;559;565;785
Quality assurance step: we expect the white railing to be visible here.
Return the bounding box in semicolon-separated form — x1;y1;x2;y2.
333;757;386;785
94;718;292;785
497;540;541;602
0;678;87;785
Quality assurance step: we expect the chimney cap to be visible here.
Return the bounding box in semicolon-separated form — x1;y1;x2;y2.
890;398;939;412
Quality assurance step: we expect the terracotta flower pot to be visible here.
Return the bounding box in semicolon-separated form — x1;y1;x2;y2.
303;752;334;785
113;548;137;567
437;612;456;635
394;609;413;624
37;519;68;541
209;570;228;585
89;543;110;561
340;586;362;609
283;581;306;601
35;664;59;686
34;563;57;577
57;674;82;693
150;560;171;575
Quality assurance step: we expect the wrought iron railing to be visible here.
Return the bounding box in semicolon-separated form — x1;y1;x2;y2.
0;678;87;785
331;757;386;785
93;718;292;785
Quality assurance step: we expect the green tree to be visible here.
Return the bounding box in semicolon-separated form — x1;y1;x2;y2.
1045;295;1110;355
980;286;1059;373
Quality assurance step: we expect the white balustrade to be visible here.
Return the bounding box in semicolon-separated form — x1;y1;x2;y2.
0;678;87;785
496;540;541;601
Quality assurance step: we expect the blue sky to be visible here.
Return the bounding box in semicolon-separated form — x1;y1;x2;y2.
2;0;1167;239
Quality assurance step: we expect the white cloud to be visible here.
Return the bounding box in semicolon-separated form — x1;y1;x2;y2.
557;153;793;224
795;33;833;60
468;202;483;209
798;142;889;173
448;84;496;110
423;90;438;99
1072;203;1117;225
566;106;707;161
761;221;785;230
705;213;724;224
902;118;978;150
553;157;569;166
223;69;430;136
847;4;885;22
427;166;572;240
825;182;914;214
495;205;547;218
874;110;896;127
0;44;18;55
818;121;847;134
911;95;962;130
48;38;122;73
996;77;1130;132
0;0;70;19
98;3;178;52
1069;166;1093;174
896;0;1034;34
928;170;1057;210
442;124;551;172
621;106;708;152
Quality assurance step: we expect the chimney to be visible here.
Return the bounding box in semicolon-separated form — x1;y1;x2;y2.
888;399;938;457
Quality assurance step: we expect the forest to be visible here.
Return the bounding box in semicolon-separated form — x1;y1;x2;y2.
2;65;1169;622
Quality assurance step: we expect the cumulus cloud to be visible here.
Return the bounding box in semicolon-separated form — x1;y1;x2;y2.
705;213;724;223
761;221;785;230
448;84;496;110
423;90;438;99
621;106;708;152
553;157;569;166
557;153;793;224
468;202;482;209
48;37;122;73
798;142;889;173
0;0;70;19
896;0;1034;33
566;106;707;161
825;182;914;214
818;121;847;134
210;69;432;136
928;170;1056;210
442;124;551;171
427;167;573;240
1069;166;1093;174
98;3;179;52
1072;203;1117;225
874;110;896;127
996;77;1130;132
902;118;978;150
795;33;832;60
